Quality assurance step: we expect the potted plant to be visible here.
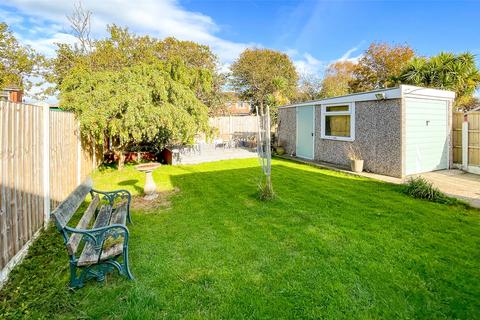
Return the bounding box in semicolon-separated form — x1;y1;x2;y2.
345;144;364;173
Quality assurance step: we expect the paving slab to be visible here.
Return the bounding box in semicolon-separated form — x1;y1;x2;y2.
417;170;480;208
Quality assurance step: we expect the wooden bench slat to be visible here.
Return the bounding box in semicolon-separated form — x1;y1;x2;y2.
110;202;128;225
51;178;93;229
77;205;112;266
97;203;128;263
66;195;100;255
92;205;112;228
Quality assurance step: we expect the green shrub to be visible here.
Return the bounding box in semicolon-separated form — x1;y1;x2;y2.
403;177;456;204
258;178;275;201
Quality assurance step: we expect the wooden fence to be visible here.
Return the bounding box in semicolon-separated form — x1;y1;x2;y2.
0;101;99;281
453;112;463;164
209;115;258;138
453;111;480;168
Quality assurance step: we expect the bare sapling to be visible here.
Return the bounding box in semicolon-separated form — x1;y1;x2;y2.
256;103;274;200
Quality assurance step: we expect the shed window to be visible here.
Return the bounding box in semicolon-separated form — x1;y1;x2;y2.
321;103;355;141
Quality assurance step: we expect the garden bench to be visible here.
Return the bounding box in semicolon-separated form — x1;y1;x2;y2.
51;177;134;288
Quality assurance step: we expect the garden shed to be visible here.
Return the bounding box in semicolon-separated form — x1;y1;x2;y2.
277;85;456;178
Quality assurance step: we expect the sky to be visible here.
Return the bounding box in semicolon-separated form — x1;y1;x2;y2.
1;0;480;99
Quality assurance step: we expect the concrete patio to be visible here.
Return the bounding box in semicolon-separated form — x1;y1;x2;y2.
418;170;480;208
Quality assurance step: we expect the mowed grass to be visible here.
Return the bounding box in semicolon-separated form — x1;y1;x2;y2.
1;158;479;319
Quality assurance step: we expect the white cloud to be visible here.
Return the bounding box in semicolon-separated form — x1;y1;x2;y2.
293;52;326;75
291;45;364;76
3;0;255;63
336;43;364;64
20;32;78;57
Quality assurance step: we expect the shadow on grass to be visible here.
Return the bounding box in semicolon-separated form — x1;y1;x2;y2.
0;160;478;319
118;179;143;194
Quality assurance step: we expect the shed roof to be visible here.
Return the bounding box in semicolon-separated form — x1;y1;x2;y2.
279;85;456;109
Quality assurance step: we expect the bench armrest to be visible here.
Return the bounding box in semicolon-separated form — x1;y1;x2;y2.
65;224;130;248
91;189;131;207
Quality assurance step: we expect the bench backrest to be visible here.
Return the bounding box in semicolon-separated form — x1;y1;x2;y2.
51;177;93;230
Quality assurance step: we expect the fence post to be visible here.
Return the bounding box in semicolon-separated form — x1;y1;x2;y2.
462;115;468;170
40;103;50;226
77;121;81;185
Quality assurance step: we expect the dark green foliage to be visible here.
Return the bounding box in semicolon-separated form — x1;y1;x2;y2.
403;177;459;205
50;26;220;167
230;48;298;124
0;159;479;319
396;52;480;107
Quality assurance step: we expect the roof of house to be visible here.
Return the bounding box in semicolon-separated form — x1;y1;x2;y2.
279;85;456;109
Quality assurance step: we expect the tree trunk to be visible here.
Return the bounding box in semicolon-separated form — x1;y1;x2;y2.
115;150;126;170
256;101;274;200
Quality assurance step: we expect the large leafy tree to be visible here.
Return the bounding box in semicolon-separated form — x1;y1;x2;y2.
349;43;415;92
230;48;298;123
52;25;215;168
0;22;43;93
320;61;356;98
61;61;211;169
48;25;220;104
296;73;322;101
396;52;480;108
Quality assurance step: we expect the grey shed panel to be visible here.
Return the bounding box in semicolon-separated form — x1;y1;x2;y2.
313;100;402;177
278;99;403;178
277;107;296;156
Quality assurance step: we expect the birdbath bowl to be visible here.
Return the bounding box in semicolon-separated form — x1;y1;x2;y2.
134;162;161;200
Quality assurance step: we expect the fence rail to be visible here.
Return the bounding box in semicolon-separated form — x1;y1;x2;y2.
0;101;99;281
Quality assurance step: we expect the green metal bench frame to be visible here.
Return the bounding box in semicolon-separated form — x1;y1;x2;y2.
51;178;134;289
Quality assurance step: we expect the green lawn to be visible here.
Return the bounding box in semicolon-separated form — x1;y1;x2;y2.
1;158;479;319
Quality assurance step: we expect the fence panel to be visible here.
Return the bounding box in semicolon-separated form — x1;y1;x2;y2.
0;102;99;277
209;115;258;139
49;111;79;209
0;102;45;272
468;112;480;166
452;112;463;164
80;139;101;182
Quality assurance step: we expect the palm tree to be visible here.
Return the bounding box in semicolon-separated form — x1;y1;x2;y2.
395;52;480;107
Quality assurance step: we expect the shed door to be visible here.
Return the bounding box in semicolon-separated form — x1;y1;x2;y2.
405;98;448;175
296;106;315;159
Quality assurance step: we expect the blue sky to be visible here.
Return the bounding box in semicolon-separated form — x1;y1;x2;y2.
1;0;480;78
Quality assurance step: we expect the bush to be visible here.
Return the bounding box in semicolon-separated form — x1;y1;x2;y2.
258;178;275;201
403;177;456;204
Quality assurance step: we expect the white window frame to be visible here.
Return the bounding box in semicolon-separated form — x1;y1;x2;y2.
321;102;355;142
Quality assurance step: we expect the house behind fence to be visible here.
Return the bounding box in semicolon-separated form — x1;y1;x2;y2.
0;101;100;284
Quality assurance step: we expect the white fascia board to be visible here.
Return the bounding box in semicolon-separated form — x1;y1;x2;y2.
279;85;456;110
279;87;402;109
400;85;456;100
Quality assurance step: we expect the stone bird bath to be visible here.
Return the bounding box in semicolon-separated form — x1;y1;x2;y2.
134;162;161;200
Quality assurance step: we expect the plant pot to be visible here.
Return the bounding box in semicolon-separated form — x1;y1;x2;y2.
350;159;364;173
276;146;285;155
